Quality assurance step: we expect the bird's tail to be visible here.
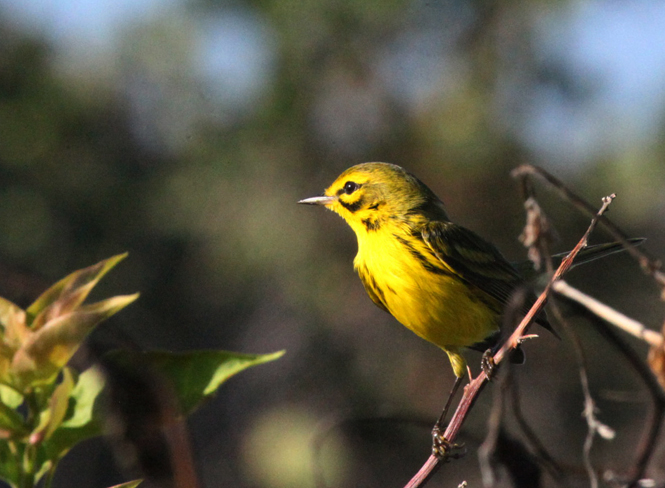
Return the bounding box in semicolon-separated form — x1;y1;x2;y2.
553;237;645;269
516;237;644;278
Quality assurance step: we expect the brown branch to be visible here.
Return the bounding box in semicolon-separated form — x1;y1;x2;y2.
508;374;563;481
478;364;508;487
511;164;665;292
552;292;665;486
481;291;561;485
548;300;609;488
514;163;665;486
403;195;616;488
552;281;663;348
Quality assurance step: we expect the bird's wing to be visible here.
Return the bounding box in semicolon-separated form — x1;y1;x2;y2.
421;221;523;308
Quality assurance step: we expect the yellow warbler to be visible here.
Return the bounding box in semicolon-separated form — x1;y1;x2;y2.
300;162;636;449
300;163;556;376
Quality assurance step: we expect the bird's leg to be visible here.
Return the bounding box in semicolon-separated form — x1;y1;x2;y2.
434;376;462;428
431;376;466;460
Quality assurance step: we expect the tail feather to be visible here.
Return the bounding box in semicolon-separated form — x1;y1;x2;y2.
471;237;643;358
553;237;645;269
514;237;645;279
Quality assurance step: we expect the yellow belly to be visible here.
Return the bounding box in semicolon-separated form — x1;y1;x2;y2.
354;231;500;351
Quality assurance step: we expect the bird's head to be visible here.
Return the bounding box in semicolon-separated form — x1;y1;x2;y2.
299;162;448;233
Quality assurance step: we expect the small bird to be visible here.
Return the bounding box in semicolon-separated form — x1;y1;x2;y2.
299;162;636;450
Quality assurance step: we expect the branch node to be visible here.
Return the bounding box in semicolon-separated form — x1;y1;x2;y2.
516;334;539;345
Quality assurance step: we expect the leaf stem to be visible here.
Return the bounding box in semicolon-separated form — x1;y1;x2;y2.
42;461;58;488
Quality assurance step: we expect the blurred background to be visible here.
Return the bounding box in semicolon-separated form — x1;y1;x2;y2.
0;0;664;486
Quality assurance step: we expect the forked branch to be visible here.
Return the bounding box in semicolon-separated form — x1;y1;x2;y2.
403;195;616;488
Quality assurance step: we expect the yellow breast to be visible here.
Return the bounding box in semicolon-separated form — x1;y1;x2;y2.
353;227;500;350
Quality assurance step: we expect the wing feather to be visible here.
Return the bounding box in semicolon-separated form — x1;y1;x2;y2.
421;221;554;334
421;221;522;307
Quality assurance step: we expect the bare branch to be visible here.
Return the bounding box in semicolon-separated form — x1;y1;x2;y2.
403;195;616;488
512;164;665;292
552;281;663;348
553;293;665;485
515;164;665;484
508;376;563;481
478;367;506;487
549;301;613;488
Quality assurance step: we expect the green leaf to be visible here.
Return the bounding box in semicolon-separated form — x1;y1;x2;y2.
34;367;76;442
0;298;28;386
0;383;26;440
43;367;106;462
0;398;27;438
0;296;28;348
27;253;128;330
108;480;143;488
0;440;21;488
0;385;23;410
106;349;285;414
10;294;139;389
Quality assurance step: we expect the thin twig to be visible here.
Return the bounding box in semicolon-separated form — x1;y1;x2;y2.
552;281;663;348
515;164;665;486
509;376;563;481
478;365;508;487
549;301;614;488
512;165;665;291
516;169;602;487
403;195;616;488
553;293;665;486
481;289;561;485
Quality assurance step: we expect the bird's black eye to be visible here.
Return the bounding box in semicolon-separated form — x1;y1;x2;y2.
343;181;359;194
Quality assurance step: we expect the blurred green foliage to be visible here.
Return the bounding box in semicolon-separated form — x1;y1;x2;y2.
0;254;282;488
0;0;663;486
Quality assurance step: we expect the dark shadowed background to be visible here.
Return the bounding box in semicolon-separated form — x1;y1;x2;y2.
0;0;664;486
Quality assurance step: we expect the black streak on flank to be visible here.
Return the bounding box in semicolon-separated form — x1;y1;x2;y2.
394;234;450;276
339;197;364;213
362;218;381;231
368;274;387;304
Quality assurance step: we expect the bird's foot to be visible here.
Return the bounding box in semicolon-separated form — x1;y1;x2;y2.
431;424;466;461
481;349;497;380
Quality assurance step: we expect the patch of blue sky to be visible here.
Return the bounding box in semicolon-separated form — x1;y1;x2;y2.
522;0;665;166
194;10;276;111
0;0;276;115
0;0;180;49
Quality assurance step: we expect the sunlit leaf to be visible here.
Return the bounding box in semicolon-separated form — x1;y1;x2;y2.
43;367;106;462
0;298;28;386
11;294;139;389
27;253;128;330
35;367;76;442
0;398;27;437
32;451;52;488
0;438;48;488
0;385;26;440
106;349;285;414
0;351;13;388
0;385;23;410
0;297;28;348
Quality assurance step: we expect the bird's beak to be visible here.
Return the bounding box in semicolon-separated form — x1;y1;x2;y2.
298;195;337;206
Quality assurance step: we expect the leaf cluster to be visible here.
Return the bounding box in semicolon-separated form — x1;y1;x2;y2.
0;254;283;488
